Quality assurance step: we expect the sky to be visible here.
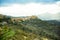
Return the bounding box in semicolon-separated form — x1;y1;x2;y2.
0;0;60;20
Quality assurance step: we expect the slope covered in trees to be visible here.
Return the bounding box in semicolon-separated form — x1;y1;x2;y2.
0;14;60;40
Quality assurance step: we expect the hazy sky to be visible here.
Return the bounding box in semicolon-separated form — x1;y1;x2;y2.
0;0;60;20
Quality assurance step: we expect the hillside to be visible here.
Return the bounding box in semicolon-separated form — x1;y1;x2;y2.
0;14;60;40
45;20;60;26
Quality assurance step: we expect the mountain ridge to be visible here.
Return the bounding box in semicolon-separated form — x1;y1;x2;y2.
0;14;60;40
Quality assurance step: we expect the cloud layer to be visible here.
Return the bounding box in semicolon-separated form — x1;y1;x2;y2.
0;0;60;6
0;1;60;20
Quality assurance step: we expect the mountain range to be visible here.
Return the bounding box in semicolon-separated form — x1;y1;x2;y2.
0;14;60;40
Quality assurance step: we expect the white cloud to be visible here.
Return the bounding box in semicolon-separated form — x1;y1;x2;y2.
0;1;60;20
38;13;60;20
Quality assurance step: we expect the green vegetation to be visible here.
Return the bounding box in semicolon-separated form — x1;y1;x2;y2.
0;27;15;40
0;14;60;40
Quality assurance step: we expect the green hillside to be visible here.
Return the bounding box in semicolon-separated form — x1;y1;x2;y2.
0;14;60;40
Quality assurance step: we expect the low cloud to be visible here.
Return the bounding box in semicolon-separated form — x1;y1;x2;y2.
0;1;60;20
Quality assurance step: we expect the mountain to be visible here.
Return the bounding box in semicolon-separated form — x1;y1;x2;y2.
45;20;60;26
37;13;60;20
0;14;60;40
